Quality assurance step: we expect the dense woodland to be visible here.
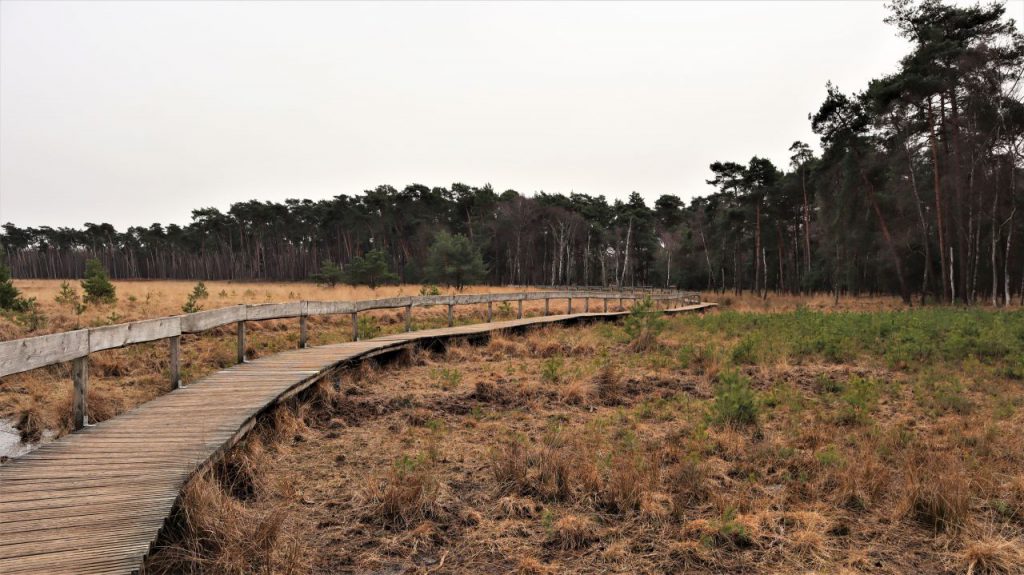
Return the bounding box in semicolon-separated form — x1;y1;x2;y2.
2;0;1022;304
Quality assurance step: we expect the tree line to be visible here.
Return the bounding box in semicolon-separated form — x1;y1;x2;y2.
2;0;1021;303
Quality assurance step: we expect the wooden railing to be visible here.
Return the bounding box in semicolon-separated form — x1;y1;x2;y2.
0;289;699;429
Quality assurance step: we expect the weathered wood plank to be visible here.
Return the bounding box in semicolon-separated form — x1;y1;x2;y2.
72;357;88;430
305;300;355;315
0;330;89;378
245;302;303;321
179;305;246;333
353;296;414;312
88;318;181;353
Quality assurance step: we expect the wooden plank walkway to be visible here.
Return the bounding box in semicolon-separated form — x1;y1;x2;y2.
0;304;715;574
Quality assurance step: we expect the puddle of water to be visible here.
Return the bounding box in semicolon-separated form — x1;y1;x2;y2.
0;419;53;461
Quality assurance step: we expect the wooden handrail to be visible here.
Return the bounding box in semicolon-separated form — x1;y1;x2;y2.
0;289;700;427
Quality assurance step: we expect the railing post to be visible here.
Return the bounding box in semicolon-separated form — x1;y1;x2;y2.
237;321;246;363
405;305;412;332
568;297;572;314
517;299;523;319
351;312;359;341
448;303;454;327
169;335;181;389
603;298;608;312
487;301;493;322
619;296;623;310
584;297;589;313
72;356;88;430
299;315;308;349
544;298;549;316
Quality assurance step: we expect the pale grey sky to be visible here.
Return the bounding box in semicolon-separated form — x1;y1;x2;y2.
1;0;1020;229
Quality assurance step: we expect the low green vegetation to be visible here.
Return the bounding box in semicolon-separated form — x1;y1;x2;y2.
710;370;759;427
181;281;209;313
0;262;34;312
670;308;1024;373
622;296;666;351
54;281;87;326
81;258;117;304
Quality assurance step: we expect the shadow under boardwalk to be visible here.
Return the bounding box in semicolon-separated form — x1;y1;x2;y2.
0;303;716;574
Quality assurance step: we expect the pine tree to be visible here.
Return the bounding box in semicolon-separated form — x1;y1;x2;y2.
312;260;344;287
343;249;397;288
0;262;30;312
425;232;487;290
81;259;117;304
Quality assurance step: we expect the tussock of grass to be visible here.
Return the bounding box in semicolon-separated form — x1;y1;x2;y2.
360;453;443;529
593;363;622;405
902;454;973;533
548;514;599;550
959;534;1024;575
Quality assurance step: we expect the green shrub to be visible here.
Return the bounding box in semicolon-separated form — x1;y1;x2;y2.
730;336;758;365
838;376;878;425
358;315;381;339
11;298;45;332
312;259;344;287
716;506;753;547
916;378;972;416
181;282;208;313
54;281;87;326
431;367;462;390
623;296;666;351
344;249;397;288
81;259;116;304
541;357;564;384
815;445;843;467
677;344;694;369
711;370;759;427
0;263;32;312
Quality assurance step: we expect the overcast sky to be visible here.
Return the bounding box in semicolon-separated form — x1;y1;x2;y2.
1;0;1020;230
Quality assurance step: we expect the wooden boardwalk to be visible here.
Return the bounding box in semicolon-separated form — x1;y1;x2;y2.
0;304;715;574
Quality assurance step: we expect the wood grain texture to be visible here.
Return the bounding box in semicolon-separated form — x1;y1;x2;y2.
89;318;180;353
179;305;246;333
0;330;89;378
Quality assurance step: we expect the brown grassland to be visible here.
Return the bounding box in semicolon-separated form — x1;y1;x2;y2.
0;280;592;445
82;285;1020;575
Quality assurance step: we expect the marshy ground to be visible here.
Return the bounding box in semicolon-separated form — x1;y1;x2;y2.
145;303;1024;574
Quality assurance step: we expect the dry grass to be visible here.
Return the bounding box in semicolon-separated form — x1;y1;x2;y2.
11;289;1024;572
548;514;599;550
902;453;973;533
146;406;313;574
150;302;1024;573
959;534;1024;575
0;280;604;447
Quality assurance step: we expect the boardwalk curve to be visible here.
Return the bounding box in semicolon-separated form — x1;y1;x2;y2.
0;303;715;574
